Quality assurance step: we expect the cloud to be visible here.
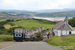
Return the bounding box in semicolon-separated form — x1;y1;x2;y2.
0;0;75;11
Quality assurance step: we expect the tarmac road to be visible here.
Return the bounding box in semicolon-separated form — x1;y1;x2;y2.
1;41;63;50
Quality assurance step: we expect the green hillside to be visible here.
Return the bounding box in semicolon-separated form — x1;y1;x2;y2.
5;19;55;30
0;18;55;42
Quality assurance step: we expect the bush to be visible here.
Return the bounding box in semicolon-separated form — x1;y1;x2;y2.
0;26;5;29
30;35;34;41
0;29;12;35
30;35;36;41
0;30;4;35
35;33;43;41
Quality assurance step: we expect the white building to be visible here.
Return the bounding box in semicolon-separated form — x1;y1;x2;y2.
52;21;75;36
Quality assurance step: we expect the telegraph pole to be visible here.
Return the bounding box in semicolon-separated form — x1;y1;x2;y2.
65;16;68;40
66;23;67;41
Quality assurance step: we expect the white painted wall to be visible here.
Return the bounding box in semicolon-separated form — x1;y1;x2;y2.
57;30;61;36
54;29;75;36
54;29;58;36
71;31;75;34
62;30;69;35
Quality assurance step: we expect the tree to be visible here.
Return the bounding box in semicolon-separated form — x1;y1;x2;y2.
69;17;75;27
0;26;5;30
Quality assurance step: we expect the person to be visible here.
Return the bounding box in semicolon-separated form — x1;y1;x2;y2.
47;31;50;39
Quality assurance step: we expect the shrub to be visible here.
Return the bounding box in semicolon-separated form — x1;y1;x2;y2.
35;33;43;41
0;35;14;42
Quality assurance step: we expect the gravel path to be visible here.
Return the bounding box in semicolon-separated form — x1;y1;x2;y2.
1;41;63;50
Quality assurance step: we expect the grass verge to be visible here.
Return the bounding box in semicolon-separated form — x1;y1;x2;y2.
0;35;14;42
47;35;75;50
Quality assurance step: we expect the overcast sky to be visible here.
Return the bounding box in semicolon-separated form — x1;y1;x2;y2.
0;0;75;11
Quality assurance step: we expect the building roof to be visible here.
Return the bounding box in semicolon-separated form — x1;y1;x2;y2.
53;21;75;31
13;27;25;29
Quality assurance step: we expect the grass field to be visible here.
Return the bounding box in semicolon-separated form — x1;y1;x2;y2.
0;35;14;42
5;19;55;30
47;35;75;50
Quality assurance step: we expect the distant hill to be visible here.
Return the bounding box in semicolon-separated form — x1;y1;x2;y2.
35;8;75;13
0;10;37;15
34;10;75;17
0;12;8;15
0;10;36;17
1;9;75;17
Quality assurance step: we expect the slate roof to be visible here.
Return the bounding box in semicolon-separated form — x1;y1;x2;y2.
53;21;75;31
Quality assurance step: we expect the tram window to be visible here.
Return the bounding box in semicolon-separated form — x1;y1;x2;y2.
14;29;19;33
19;29;23;33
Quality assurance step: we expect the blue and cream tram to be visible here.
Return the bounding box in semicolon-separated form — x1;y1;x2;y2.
13;27;25;41
13;27;31;41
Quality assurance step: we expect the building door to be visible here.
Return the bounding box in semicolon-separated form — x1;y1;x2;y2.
52;32;55;36
69;31;71;35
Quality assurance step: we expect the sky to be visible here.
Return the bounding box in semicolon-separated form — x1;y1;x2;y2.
0;0;75;11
